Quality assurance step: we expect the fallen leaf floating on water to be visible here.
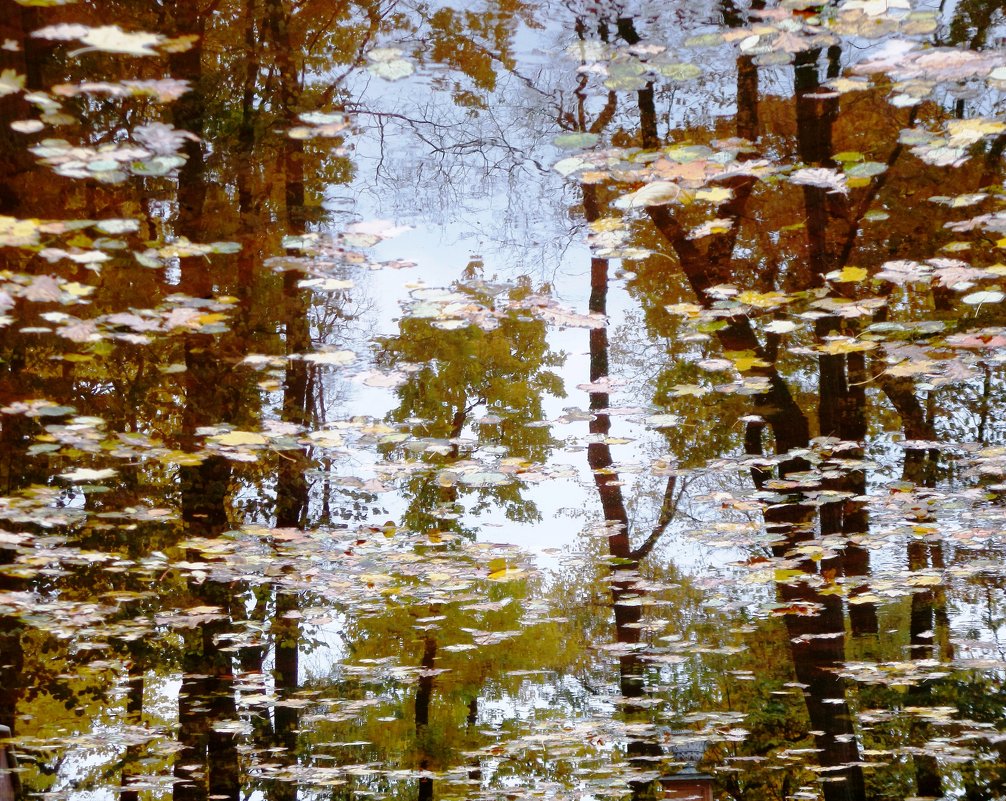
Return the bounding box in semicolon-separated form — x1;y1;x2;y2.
59;467;117;482
854;45;1006;83
789;167;848;195
51;78;190;102
0;69;24;97
210;431;269;447
302;350;356;365
11;119;42;133
615;180;693;209
962;290;1005;306
876;260;930;284
288;111;350;140
840;0;911;16
132;122;199;155
366;48;414;80
32;24;170;57
688;218;734;239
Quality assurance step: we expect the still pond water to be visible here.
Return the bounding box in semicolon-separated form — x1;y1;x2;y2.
1;1;1006;800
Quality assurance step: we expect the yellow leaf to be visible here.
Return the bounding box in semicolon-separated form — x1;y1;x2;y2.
774;569;807;584
157;450;205;466
946;117;1006;146
488;567;526;582
726;350;770;372
197;313;229;325
736;290;793;308
671;384;708;397
308;429;344;447
589;217;624;233
212;430;268;447
817;339;877;355
63;281;95;297
424;571;452;582
886;359;935;377
0;215;40;246
664;302;703;317
696;186;734;203
488;557;508;573
834;266;868;282
160;34;200;53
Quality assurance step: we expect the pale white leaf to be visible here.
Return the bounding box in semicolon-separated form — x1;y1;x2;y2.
790;167;848;195
61;467;117;481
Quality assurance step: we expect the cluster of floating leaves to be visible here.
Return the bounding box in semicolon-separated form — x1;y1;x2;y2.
30;123;196;182
5;0;1006;799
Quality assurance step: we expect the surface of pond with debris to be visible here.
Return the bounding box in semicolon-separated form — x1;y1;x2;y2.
1;1;1006;800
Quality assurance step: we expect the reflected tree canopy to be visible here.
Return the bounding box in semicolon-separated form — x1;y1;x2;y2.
0;1;1006;801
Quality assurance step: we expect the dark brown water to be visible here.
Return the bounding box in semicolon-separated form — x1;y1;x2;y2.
1;1;1006;800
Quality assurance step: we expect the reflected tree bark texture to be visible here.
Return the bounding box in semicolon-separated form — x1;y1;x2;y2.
569;18;677;787
0;9;52;799
580;98;680;794
0;4;28;759
415;633;437;801
620;9;876;799
584;194;668;800
792;43;879;641
268;1;308;790
898;436;946;798
616;0;1006;781
230;0;275;755
170;5;240;799
0;2;39;213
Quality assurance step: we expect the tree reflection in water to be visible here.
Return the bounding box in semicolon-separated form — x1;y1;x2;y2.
0;1;1005;800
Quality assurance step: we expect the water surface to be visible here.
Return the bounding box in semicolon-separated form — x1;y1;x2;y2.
1;2;1006;800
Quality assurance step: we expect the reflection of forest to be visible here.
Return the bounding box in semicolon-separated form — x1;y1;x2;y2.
376;281;565;537
0;1;338;798
568;2;1006;800
0;0;1006;800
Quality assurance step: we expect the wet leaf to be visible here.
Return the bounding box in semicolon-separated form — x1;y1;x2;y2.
35;24;167;56
0;69;25;97
658;63;702;81
615;181;693;209
211;431;269;447
841;0;910;16
790;167;848;194
302;350;356;364
60;467;117;481
844;161;887;178
367;48;414;80
829;266;868;282
962;290;1005;305
553;132;599;149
